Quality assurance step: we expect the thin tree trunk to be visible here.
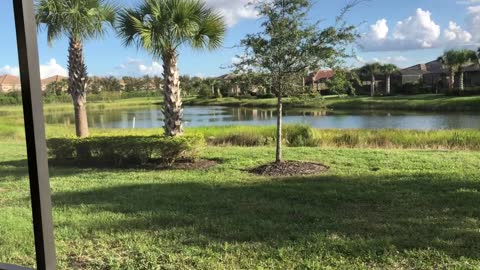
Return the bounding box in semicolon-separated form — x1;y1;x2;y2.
371;74;375;97
68;37;89;138
459;71;464;91
386;74;391;95
449;69;455;91
162;51;183;136
276;93;283;163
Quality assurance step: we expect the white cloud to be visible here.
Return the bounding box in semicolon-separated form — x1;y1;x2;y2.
113;58;164;77
444;21;472;43
40;58;68;79
0;65;19;76
466;5;480;41
367;19;389;40
138;62;163;76
360;8;473;51
372;56;408;65
393;9;440;48
204;0;258;27
0;58;67;79
457;0;480;4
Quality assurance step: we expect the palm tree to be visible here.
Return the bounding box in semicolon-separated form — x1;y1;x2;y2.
381;64;399;95
439;49;478;91
117;0;225;136
36;0;116;138
359;63;382;97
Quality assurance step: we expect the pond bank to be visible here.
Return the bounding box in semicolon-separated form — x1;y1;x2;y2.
185;94;480;112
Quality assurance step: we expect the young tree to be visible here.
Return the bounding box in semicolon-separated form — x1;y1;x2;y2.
45;79;68;96
381;64;399;95
101;76;122;92
36;0;117;138
117;0;226;136
358;63;382;97
236;0;357;163
439;49;478;91
325;69;355;96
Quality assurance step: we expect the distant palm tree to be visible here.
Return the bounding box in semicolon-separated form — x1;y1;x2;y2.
359;63;382;97
36;0;117;138
439;49;478;91
117;0;225;136
381;64;399;95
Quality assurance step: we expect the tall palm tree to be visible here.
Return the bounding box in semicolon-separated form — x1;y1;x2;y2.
439;49;478;91
381;64;399;95
117;0;225;136
36;0;116;138
359;63;382;97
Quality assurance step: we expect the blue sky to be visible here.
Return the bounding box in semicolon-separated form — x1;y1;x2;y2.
1;0;478;78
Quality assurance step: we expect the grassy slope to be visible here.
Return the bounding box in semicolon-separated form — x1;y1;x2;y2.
1;142;480;269
185;94;480;111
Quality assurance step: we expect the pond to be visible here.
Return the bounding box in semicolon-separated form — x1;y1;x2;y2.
44;105;480;130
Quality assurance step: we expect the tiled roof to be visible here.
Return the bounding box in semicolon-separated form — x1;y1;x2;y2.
41;75;67;85
0;74;20;85
306;70;335;83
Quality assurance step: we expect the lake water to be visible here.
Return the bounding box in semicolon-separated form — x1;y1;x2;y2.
45;105;480;130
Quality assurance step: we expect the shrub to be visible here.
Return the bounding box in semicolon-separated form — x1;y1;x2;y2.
208;133;268;146
47;134;205;167
283;125;316;147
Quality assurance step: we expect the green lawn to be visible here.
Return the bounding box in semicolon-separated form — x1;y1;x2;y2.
185;94;480;112
2;142;480;269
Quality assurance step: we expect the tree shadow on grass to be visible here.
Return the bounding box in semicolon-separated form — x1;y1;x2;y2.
0;159;105;182
52;172;480;260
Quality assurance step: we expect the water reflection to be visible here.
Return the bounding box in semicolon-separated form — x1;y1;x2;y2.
44;105;480;130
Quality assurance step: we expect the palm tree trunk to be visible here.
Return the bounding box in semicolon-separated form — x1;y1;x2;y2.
449;69;455;91
371;74;375;97
386;74;391;95
276;93;283;163
68;37;89;138
459;71;464;91
162;52;183;136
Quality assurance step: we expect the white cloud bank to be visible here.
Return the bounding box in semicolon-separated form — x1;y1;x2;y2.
360;8;476;52
0;58;67;79
113;58;164;77
204;0;257;27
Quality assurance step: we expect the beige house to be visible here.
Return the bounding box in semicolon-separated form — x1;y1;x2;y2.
0;74;21;93
41;75;68;91
305;70;335;92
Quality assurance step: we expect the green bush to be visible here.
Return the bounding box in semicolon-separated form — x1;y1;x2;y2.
47;134;205;167
208;133;269;146
283;125;316;147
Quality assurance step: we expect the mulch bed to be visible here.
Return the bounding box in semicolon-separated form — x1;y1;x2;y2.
249;160;329;177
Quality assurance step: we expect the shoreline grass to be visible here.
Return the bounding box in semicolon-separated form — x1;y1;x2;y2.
1;114;480;150
1;143;480;269
185;94;480;112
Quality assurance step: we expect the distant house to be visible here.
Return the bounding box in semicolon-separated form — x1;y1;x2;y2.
400;59;480;89
304;70;335;92
218;74;241;96
460;64;480;87
0;74;21;93
118;79;126;91
41;75;68;91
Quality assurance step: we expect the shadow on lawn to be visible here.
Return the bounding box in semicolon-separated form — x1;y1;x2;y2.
53;172;480;259
0;159;97;182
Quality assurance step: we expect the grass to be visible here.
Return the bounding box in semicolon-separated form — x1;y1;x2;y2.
1;142;480;269
185;94;480;112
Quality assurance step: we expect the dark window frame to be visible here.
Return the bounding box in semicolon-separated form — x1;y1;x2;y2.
1;1;56;269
